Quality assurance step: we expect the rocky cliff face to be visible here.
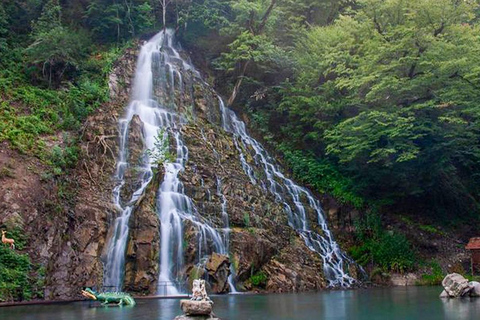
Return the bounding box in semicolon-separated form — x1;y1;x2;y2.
43;47;140;299
96;39;334;294
0;40;350;301
178;122;329;292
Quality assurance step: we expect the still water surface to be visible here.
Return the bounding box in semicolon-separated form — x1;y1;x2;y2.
1;286;479;320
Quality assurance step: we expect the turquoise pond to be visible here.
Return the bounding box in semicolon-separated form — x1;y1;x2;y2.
1;286;479;319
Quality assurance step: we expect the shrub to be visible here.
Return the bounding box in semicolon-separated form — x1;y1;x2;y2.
351;213;416;273
0;246;32;301
249;271;268;288
418;262;444;286
279;146;364;208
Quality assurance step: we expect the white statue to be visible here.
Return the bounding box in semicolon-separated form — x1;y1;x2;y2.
191;279;210;302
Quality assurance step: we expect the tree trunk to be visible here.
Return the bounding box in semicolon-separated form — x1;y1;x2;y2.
256;0;276;35
163;0;167;31
227;61;250;106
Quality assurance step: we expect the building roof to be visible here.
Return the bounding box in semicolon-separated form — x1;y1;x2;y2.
466;237;480;250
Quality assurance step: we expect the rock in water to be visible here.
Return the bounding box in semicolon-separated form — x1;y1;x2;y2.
174;316;219;320
181;300;213;316
469;281;480;297
439;290;449;298
441;273;471;297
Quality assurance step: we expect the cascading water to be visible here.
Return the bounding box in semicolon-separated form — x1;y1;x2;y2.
103;30;235;294
220;100;357;287
104;28;356;293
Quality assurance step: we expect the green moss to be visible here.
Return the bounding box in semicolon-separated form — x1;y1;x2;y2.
243;213;250;227
278;146;365;208
418;225;446;236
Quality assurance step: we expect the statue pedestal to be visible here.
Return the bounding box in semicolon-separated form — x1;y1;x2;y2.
173;300;220;320
181;300;213;315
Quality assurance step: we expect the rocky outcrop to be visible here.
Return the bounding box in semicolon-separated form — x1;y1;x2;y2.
174;316;219;320
44;44;140;299
441;273;473;298
124;171;162;294
262;237;327;292
120;115;148;204
204;253;230;293
181;300;213;315
179;119;328;292
390;273;418;286
3;38;345;300
175;300;220;320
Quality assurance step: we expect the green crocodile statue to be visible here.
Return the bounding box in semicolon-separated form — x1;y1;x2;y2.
81;288;136;306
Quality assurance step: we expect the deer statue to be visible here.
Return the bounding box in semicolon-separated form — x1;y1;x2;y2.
1;230;15;250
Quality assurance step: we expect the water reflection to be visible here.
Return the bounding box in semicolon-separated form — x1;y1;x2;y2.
2;287;480;320
441;296;480;319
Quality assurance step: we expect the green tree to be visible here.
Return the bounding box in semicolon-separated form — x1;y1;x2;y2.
0;3;8;55
85;0;155;43
25;0;90;87
279;0;480;214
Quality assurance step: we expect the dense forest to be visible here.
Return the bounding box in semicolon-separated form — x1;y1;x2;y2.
1;0;480;300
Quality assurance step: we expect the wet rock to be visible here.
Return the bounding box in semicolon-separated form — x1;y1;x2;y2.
205;253;231;294
174;316;220;320
120;115;148;205
109;47;138;100
181;300;213;315
390;273;418;286
469;281;480;297
440;290;449;298
124;171;163;294
442;273;471;297
262;237;327;292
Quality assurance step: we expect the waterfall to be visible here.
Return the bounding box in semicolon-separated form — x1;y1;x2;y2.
220;100;357;287
103;28;356;293
103;30;233;294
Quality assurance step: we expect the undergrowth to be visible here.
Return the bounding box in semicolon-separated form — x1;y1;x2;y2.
349;212;416;273
0;228;45;302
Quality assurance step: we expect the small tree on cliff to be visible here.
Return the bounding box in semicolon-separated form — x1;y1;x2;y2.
146;129;174;168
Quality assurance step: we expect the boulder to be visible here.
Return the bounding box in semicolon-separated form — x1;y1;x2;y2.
174;316;219;320
439;290;449;298
441;273;471;297
469;281;480;297
180;300;213;316
205;253;231;293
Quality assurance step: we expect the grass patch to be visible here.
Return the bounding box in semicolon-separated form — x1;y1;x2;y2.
417;262;444;286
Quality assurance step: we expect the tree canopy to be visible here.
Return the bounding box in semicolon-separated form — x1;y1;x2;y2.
1;0;480;220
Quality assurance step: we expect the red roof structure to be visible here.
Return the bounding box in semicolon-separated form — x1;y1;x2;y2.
466;237;480;250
